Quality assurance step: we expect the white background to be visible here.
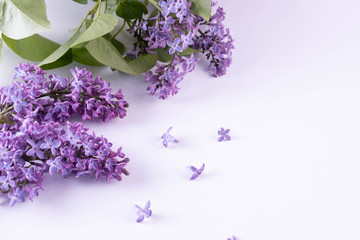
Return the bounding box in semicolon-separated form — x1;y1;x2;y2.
1;0;360;239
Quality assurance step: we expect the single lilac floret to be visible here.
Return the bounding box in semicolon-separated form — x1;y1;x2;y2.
189;163;205;180
218;127;231;142
46;156;63;175
167;38;183;54
135;200;152;223
41;136;61;155
8;187;26;207
161;127;179;148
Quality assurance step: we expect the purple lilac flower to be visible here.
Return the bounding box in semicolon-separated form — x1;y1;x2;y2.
41;136;61;155
161;127;179;147
189;163;205;180
218;127;231;142
167;38;183;54
193;4;234;77
47;156;63;175
126;0;233;99
135;200;152;223
8;187;26;207
0;63;130;206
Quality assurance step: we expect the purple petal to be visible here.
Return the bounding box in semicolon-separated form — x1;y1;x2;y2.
9;197;17;207
199;163;205;172
145;209;152;218
225;135;231;141
167;135;177;143
190;166;197;172
136;214;145;223
40;143;48;149
167;127;173;134
26;149;35;156
218;136;224;142
53;139;61;148
162;139;168;148
190;173;199;180
225;129;230;134
175;46;183;52
36;150;44;159
169;47;175;55
167;41;173;47
145;200;151;210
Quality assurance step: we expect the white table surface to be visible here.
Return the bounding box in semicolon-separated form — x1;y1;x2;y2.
1;0;360;239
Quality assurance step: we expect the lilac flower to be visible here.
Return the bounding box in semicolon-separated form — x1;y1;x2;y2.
47;156;63;175
189;163;205;180
8;187;26;207
135;200;152;223
41;136;61;155
0;174;16;191
26;186;42;202
218;127;231;142
11;93;28;113
0;64;131;206
26;139;44;159
180;32;194;49
227;236;238;240
167;38;183;54
161;127;179;147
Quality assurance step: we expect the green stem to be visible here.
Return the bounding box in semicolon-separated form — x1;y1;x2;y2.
77;1;100;32
104;0;108;12
110;21;126;40
95;0;102;19
0;105;14;115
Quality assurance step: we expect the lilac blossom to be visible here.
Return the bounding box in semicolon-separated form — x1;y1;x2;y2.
189;163;205;180
8;187;26;207
125;0;233;99
167;38;183;54
218;127;231;142
161;127;179;147
135;200;152;223
0;64;130;206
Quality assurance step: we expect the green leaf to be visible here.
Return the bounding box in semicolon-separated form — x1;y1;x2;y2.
190;0;211;21
0;0;51;39
110;39;125;55
72;47;104;66
2;33;60;61
86;37;137;75
116;0;148;20
39;14;118;67
179;47;200;56
73;0;88;4
105;0;119;14
147;0;162;12
127;54;157;73
39;30;83;67
155;47;172;62
40;50;73;70
0;38;3;63
72;14;118;46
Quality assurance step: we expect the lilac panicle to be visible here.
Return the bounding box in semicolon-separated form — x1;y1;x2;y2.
0;63;130;206
126;0;233;99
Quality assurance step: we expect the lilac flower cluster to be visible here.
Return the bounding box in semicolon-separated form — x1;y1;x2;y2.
193;2;234;77
127;0;233;99
0;63;130;206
